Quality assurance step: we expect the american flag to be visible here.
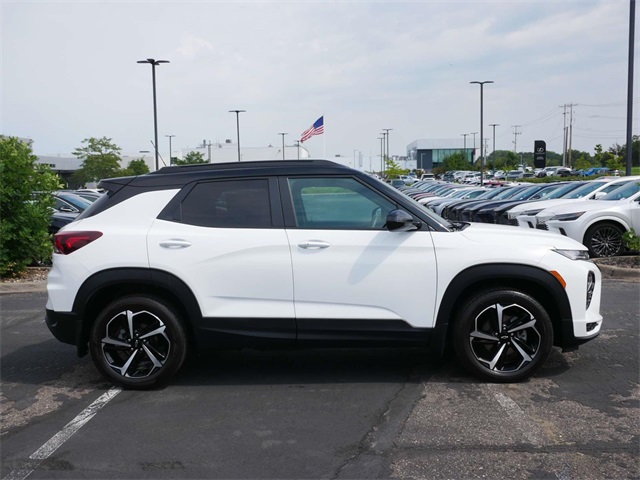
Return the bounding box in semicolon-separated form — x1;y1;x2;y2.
300;116;324;143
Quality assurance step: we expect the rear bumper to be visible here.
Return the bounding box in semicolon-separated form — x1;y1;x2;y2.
45;309;81;347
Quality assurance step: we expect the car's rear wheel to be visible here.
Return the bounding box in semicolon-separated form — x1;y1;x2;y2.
584;222;625;258
453;289;553;382
89;295;187;389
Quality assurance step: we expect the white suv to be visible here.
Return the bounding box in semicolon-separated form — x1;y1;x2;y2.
508;177;639;229
46;160;603;389
540;180;640;257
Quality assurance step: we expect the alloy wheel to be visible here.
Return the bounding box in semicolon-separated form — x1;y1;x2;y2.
100;309;171;378
469;303;541;373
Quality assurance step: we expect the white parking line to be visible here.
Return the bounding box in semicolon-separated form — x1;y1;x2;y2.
3;387;121;480
493;391;546;445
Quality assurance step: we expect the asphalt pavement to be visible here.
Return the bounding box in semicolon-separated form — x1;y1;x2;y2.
0;278;638;479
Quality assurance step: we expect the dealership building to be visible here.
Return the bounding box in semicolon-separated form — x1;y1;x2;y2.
406;139;475;171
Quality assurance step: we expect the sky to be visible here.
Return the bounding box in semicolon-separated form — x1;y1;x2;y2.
1;0;638;167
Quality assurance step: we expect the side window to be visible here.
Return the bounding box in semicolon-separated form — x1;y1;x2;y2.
181;179;272;228
287;177;396;230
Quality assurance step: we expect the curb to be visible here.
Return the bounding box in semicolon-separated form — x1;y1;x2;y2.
593;264;640;283
0;281;47;295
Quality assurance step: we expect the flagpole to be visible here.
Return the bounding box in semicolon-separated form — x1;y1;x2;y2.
323;113;326;158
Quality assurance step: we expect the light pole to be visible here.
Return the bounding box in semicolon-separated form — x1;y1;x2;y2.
489;123;499;167
383;128;393;165
295;140;301;159
229;110;246;161
461;133;469;161
137;58;170;171
165;134;175;165
378;136;384;176
470;80;494;186
470;132;478;163
380;132;387;172
278;133;287;160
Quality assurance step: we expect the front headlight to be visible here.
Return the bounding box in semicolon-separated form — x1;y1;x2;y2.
508;208;542;219
553;249;590;261
549;211;585;222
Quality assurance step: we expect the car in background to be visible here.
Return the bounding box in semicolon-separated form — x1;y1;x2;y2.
540;180;640;257
49;191;93;233
508;177;640;229
536;166;561;178
420;173;436;181
506;170;524;181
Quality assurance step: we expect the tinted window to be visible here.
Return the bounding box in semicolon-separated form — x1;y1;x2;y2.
181;179;272;228
288;177;396;229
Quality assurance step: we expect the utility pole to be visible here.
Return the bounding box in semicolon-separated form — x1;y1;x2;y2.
511;125;521;153
489;124;499;158
207;140;212;162
568;105;574;168
560;104;568;167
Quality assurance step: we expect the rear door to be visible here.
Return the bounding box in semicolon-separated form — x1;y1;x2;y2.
147;177;295;340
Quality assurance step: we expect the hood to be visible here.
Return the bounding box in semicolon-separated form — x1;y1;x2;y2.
508;197;584;214
542;198;628;216
459;222;586;250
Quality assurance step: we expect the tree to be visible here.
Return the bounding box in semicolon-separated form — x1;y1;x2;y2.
121;158;150;176
0;136;61;277
173;151;207;165
441;152;473;171
384;158;409;179
72;137;122;185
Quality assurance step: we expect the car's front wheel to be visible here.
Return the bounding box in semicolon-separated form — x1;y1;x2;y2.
452;289;553;382
584;222;625;258
89;295;188;389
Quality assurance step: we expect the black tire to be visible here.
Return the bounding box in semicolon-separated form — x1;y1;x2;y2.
584;222;625;258
452;289;553;383
89;295;188;389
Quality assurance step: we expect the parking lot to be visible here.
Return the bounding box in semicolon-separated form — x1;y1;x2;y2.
1;278;638;479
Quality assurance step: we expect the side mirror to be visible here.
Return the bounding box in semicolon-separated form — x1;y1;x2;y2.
386;209;420;231
59;206;76;213
593;192;606;200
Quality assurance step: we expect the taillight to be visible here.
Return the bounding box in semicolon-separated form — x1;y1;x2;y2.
54;231;103;255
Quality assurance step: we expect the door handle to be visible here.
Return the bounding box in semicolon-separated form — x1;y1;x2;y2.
159;239;192;249
298;240;330;249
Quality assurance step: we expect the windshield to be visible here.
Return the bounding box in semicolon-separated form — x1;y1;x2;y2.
600;180;640;200
57;193;92;211
545;182;585;199
561;181;606;199
495;187;526;200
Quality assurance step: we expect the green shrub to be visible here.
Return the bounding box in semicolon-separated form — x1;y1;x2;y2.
0;137;61;277
622;228;640;253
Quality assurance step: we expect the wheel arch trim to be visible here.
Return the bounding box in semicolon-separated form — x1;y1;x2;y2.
72;268;202;353
430;263;573;356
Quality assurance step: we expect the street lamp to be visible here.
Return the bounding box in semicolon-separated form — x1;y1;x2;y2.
470;80;494;185
165;134;175;165
461;133;469;161
278;133;287;160
228;110;246;161
383;128;393;165
489;123;499;163
137;58;169;171
378;136;385;176
470;132;478;163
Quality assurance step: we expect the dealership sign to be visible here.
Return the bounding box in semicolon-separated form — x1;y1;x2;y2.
534;140;546;168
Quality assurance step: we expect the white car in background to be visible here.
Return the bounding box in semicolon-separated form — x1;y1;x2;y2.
509;177;640;229
539;180;640;257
